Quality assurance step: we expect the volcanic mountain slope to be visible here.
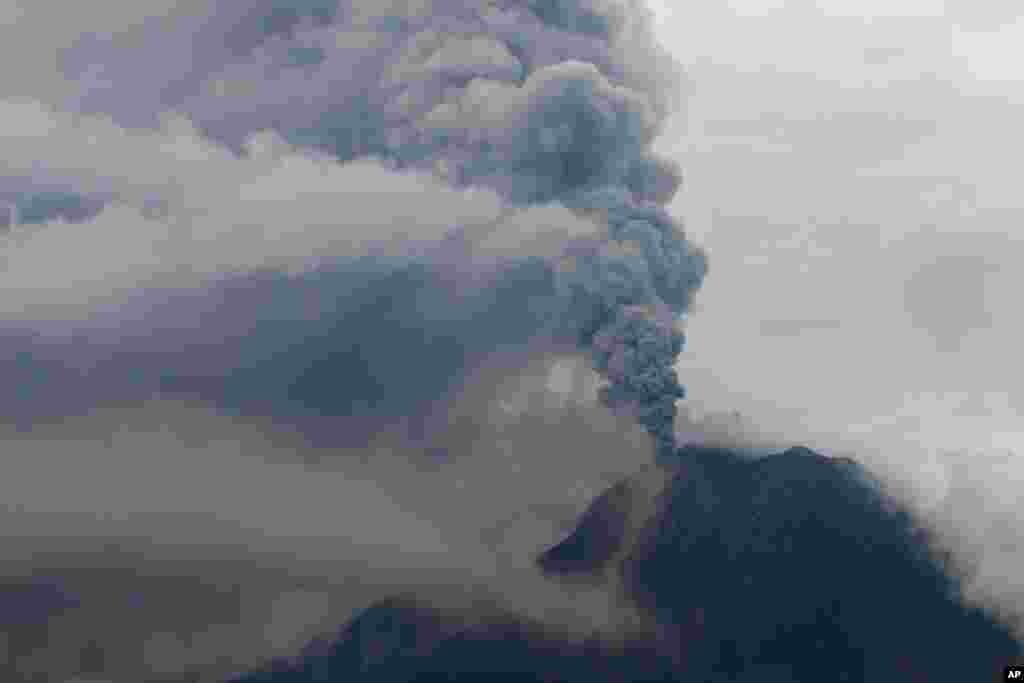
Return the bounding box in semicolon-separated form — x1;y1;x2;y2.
235;445;1021;682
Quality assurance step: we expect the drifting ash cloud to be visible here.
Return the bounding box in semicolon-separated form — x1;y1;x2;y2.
0;393;662;681
1;0;705;457
0;1;707;679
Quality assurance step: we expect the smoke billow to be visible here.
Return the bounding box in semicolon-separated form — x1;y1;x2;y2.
0;396;661;681
0;1;708;680
0;0;705;460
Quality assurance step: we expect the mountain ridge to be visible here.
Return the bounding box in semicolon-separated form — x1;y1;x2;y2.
235;443;1021;682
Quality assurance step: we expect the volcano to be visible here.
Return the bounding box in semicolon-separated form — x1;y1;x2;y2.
234;444;1020;682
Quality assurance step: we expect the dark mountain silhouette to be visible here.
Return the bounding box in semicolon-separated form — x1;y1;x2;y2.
234;445;1021;682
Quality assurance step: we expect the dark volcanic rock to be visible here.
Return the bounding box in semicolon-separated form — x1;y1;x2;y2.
537;477;637;577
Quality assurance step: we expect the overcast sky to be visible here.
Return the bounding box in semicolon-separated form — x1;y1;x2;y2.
638;1;1024;464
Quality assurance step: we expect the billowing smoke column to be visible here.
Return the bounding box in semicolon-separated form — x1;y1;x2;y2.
558;186;705;462
2;0;706;462
274;1;710;461
592;310;688;462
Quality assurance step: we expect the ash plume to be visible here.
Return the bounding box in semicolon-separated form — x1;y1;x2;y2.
0;0;706;462
0;1;706;680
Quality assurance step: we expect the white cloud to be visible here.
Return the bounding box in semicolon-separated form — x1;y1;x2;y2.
953;17;1024;82
0;100;603;319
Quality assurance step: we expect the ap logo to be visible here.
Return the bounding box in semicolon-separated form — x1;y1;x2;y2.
1006;665;1024;680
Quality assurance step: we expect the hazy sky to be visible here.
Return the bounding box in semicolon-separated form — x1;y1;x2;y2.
639;1;1024;459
